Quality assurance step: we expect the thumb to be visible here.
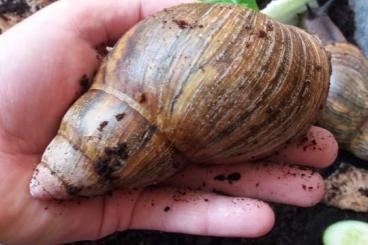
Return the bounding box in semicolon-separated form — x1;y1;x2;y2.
0;0;195;154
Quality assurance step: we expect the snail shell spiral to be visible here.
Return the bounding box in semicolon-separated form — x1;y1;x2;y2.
318;42;368;160
301;3;368;161
30;3;330;199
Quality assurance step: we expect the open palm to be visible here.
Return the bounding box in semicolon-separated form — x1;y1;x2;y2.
0;0;338;244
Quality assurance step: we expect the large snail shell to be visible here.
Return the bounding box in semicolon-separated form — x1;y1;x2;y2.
30;3;330;199
318;42;368;160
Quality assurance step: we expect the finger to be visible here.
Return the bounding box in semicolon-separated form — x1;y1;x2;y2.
1;152;274;244
128;188;274;238
4;187;274;244
268;126;338;168
165;162;325;207
56;189;273;243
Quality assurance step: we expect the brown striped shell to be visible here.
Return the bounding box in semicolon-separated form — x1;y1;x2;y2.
29;3;330;199
301;8;368;161
318;43;368;160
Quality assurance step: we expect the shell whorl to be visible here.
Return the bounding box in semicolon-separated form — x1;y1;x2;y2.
318;42;368;160
30;3;330;199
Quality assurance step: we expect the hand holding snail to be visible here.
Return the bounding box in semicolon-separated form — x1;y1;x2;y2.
29;3;331;199
0;0;337;244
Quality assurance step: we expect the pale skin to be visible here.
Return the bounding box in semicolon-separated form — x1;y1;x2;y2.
0;0;338;244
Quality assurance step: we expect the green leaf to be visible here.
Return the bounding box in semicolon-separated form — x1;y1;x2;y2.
200;0;259;11
261;0;314;24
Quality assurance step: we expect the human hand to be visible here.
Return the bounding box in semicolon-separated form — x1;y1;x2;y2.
0;0;338;244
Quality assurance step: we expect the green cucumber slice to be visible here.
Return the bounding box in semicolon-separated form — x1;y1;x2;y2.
323;220;368;245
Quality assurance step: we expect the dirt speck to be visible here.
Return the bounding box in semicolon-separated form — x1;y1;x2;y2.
104;143;128;159
164;206;171;212
115;113;125;121
227;172;241;184
214;174;226;181
214;172;241;184
297;135;318;151
358;187;368;197
98;121;109;132
66;185;82;196
136;92;146;103
94;158;115;181
94;143;129;181
266;107;274;113
258;30;267;38
79;74;90;93
173;19;190;29
172;19;203;29
266;22;274;31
